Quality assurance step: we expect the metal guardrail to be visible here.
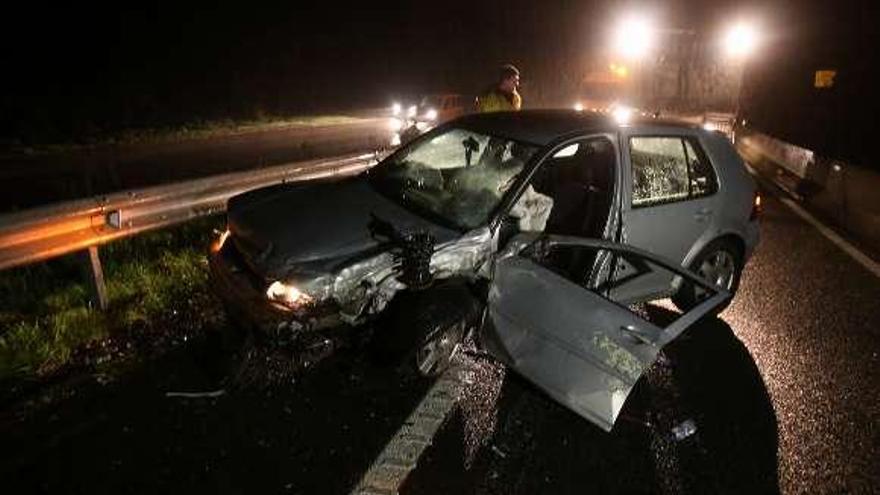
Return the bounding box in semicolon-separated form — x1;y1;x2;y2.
736;130;880;253
0;152;379;306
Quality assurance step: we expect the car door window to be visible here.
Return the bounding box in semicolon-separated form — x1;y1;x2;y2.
684;139;718;197
630;137;690;207
526;138;616;237
485;235;728;430
525;239;717;326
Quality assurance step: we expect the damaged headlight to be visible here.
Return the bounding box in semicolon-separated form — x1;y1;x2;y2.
266;281;313;308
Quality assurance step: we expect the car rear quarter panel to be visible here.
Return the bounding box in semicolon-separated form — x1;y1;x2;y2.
682;130;758;266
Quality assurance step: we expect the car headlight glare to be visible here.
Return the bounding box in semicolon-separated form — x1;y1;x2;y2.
424;108;438;120
266;281;312;307
211;229;231;253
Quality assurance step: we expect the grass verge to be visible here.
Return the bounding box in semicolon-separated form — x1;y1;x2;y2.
0;216;226;384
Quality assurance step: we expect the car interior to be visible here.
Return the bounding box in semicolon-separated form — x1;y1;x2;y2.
529;137;616;285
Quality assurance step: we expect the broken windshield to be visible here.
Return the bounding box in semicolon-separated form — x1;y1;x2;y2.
368;127;539;230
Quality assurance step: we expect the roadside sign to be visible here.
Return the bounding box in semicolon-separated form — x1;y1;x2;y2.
814;70;836;88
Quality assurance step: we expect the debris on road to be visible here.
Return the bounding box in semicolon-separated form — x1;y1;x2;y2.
671;418;697;441
491;445;508;459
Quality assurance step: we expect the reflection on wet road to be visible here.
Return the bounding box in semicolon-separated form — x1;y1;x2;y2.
402;189;880;494
2;341;431;494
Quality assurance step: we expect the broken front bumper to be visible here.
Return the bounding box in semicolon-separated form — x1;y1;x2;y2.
208;242;344;338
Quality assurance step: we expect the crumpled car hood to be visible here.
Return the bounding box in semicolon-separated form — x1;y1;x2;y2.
226;177;459;278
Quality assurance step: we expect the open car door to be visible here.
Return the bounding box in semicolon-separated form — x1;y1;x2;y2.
484;235;729;431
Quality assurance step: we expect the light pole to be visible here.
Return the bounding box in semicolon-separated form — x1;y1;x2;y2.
611;14;655;105
722;21;760;122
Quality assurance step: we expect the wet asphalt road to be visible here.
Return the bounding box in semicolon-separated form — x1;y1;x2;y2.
2;185;879;494
0;115;391;212
403;188;880;494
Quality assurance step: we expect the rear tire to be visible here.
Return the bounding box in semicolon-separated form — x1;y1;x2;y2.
673;238;743;314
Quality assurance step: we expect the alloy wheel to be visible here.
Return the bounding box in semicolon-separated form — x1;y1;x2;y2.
698;249;737;291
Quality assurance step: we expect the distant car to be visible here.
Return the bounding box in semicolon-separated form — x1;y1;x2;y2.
391;94;474;145
701;112;737;140
209;110;760;432
417;94;472;123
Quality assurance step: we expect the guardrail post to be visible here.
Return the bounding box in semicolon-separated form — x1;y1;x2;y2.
80;246;108;310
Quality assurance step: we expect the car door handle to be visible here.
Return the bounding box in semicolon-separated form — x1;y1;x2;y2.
619;325;653;345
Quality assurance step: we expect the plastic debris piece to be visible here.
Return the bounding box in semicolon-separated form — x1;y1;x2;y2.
165;389;226;399
671;419;697;441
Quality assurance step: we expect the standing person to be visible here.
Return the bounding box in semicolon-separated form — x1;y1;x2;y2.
477;64;522;113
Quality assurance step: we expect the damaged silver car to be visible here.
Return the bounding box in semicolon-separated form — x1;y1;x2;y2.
209;110;760;431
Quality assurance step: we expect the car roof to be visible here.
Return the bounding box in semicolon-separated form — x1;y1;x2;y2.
453;109;701;147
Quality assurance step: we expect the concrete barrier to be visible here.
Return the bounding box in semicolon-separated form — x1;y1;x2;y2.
736;130;880;252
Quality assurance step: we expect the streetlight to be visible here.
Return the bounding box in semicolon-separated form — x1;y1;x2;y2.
612;15;656;60
723;22;759;59
721;21;761;136
611;14;656;106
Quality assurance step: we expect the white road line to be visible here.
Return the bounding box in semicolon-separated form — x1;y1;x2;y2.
351;369;462;495
745;163;880;279
777;196;880;279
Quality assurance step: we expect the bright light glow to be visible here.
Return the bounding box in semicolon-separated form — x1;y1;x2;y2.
407;105;417;118
392;102;402;116
211;229;230;253
703;122;717;131
424;108;438;120
612;105;633;124
609;63;629;78
573;102;584;112
390;134;401;146
723;22;759;58
266;281;311;307
389;118;403;132
612;15;655;59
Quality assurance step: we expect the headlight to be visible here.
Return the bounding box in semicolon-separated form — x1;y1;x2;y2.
612;105;633;124
266;281;312;307
392;102;402;116
573;102;584;112
424;108;438;120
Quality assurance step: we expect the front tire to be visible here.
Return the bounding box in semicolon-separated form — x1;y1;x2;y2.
673;238;743;314
370;284;477;378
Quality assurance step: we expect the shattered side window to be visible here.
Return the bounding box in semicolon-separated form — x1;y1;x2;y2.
369;128;539;229
630;137;689;207
684;139;718;197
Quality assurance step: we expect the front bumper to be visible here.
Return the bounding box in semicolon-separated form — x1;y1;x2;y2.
208;242;344;337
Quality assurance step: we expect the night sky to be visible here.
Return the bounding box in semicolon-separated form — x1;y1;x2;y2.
1;1;877;158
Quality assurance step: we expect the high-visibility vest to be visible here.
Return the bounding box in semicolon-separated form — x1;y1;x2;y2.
477;89;522;113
